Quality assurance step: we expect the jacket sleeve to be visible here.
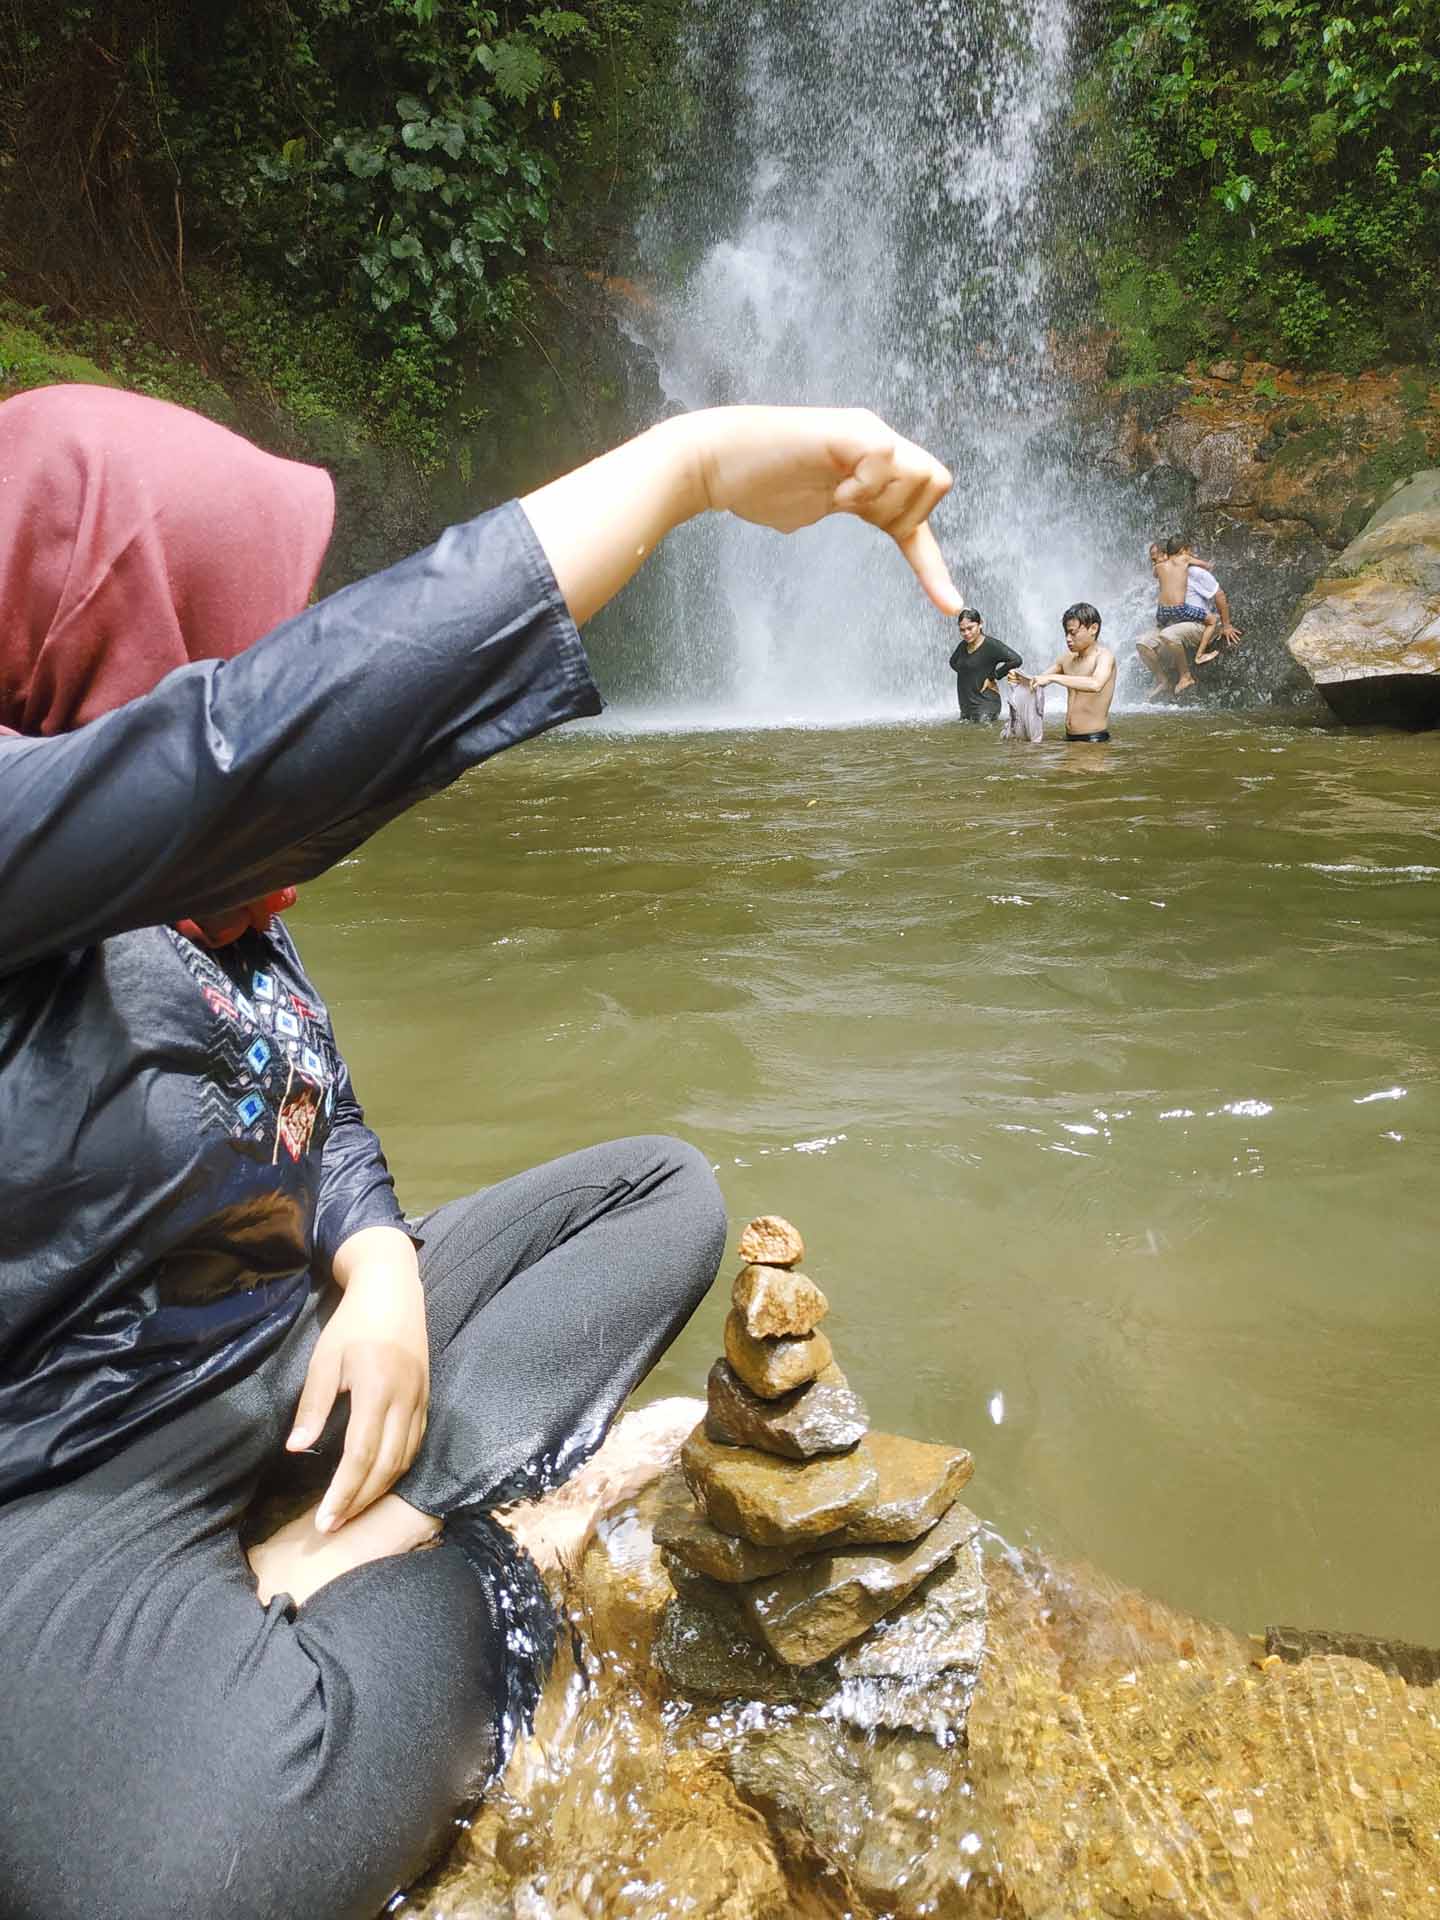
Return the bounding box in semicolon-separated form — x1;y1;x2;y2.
0;501;601;976
311;1053;409;1270
990;638;1024;680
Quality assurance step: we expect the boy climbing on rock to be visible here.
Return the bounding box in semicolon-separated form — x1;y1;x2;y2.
1138;538;1242;697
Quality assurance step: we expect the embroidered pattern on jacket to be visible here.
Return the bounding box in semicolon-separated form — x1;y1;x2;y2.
171;934;337;1152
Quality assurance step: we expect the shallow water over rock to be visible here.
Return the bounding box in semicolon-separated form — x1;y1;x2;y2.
398;1468;1440;1919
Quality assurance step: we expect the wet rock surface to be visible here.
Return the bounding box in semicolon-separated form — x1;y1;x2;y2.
704;1358;868;1459
732;1263;829;1338
741;1501;982;1666
404;1440;1440;1920
1285;469;1440;726
829;1432;973;1546
682;1424;880;1547
654;1532;987;1717
723;1308;832;1398
654;1479;805;1583
652;1588;836;1707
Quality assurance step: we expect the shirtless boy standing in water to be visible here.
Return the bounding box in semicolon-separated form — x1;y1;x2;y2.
1029;602;1117;741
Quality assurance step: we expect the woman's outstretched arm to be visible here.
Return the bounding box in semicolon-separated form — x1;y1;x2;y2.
521;406;960;625
0;407;957;972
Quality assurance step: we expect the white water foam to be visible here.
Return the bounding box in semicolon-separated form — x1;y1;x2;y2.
612;0;1150;726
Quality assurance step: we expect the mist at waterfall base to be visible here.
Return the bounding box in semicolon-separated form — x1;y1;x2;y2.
584;0;1160;729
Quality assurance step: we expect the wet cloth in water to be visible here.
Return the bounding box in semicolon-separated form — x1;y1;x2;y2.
1000;676;1046;742
0;1136;725;1920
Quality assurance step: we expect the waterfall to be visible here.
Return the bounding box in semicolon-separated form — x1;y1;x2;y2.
598;0;1150;726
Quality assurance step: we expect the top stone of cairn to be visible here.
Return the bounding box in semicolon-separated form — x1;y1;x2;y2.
736;1215;804;1268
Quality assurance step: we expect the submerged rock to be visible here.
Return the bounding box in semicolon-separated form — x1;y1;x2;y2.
1264;1621;1440;1688
681;1424;878;1546
731;1263;829;1339
832;1541;987;1732
740;1502;981;1666
704;1358;867;1460
1285;469;1440;727
736;1214;805;1267
408;1432;1440;1920
722;1309;832;1399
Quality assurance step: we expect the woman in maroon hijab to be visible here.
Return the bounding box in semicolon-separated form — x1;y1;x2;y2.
0;383;957;1919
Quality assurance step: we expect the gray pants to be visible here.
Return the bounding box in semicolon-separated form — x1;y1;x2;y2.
0;1137;724;1920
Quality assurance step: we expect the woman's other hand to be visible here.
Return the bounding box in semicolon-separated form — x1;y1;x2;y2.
288;1225;430;1533
691;407;960;614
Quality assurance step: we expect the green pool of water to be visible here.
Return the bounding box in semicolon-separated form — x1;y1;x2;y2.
292;710;1440;1643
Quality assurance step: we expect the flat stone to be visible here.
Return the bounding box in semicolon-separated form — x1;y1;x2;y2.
834;1536;986;1680
739;1502;981;1666
652;1593;834;1706
826;1431;973;1546
659;1549;762;1610
731;1262;829;1338
681;1424;879;1548
653;1493;802;1584
705;1359;867;1460
651;1541;988;1733
736;1215;804;1267
723;1310;832;1399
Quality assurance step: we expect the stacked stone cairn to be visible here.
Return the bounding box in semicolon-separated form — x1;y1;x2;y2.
653;1215;985;1730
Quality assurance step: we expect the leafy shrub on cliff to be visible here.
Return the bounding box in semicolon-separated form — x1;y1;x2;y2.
0;0;683;460
1098;0;1440;371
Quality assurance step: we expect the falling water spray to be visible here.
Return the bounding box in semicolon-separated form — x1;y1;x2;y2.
604;0;1150;725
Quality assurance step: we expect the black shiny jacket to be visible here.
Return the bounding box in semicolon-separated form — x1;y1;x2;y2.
0;501;599;1501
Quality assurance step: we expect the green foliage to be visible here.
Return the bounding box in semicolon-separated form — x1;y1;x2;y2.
0;304;120;393
165;2;622;348
1099;0;1440;369
0;298;235;422
0;0;686;464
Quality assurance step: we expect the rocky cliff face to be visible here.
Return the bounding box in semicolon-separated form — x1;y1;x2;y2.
1283;471;1440;727
1075;358;1440;705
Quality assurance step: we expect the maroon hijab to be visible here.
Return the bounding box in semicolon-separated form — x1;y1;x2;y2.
0;384;335;945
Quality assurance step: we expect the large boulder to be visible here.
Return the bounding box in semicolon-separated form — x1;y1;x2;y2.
1285;470;1440;726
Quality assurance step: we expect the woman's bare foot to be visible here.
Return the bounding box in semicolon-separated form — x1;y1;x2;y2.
248;1492;441;1606
498;1397;703;1573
